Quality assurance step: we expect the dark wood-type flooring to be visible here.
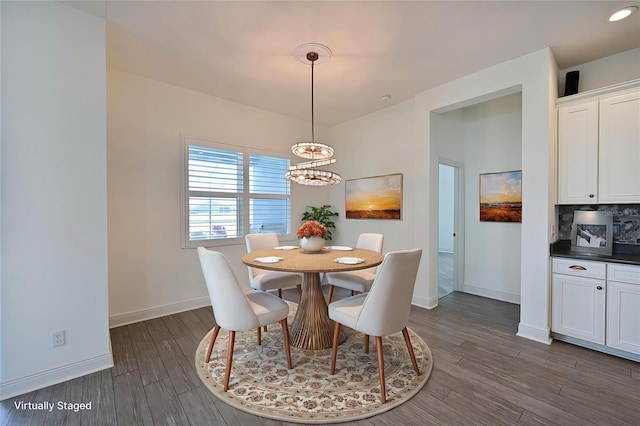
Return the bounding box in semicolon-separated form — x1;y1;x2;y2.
2;290;639;425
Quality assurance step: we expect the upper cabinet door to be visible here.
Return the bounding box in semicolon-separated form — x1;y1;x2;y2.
557;101;599;204
599;90;640;204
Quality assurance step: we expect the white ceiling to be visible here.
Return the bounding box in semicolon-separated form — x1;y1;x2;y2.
93;1;640;126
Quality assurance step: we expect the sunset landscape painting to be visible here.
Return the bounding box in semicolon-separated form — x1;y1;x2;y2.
346;174;402;220
479;170;522;222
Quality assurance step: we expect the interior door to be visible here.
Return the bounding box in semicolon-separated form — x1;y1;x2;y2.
438;162;464;298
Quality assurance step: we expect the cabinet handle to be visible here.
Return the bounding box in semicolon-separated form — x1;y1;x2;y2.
589;194;595;198
596;286;603;290
569;265;587;270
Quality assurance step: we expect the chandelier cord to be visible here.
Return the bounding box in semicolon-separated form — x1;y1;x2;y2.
311;58;315;145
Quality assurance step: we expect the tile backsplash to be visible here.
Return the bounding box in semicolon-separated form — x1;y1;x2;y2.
558;204;640;245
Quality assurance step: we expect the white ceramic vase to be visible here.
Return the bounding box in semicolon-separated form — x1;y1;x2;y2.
300;236;325;252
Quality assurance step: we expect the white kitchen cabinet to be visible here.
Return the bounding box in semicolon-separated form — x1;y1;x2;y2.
557;101;599;204
556;80;640;204
598;91;640;203
606;264;640;355
551;258;605;344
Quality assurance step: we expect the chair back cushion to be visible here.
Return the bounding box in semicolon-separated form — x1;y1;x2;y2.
356;233;384;274
245;233;280;279
356;233;384;252
197;247;260;331
246;232;279;251
355;249;422;336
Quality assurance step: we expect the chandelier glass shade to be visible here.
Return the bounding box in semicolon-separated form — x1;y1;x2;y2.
285;44;341;186
291;142;334;160
284;168;342;186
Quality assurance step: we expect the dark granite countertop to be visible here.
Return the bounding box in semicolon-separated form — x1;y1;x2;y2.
550;240;640;266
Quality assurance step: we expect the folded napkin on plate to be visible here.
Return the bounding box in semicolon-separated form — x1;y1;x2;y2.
254;256;283;263
334;257;365;265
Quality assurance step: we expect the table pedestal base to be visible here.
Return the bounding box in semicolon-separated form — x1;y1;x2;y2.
289;272;345;350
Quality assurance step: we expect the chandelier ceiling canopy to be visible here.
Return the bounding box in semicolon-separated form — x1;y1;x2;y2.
284;43;341;186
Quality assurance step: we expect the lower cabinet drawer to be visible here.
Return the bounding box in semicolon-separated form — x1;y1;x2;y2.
552;258;606;279
607;263;640;285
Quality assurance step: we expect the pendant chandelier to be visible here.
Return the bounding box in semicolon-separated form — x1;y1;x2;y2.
284;44;341;186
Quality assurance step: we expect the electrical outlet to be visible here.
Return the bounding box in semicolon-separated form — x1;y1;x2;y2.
51;330;65;347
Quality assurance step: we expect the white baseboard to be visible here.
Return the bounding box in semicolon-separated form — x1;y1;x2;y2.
412;294;438;309
463;284;521;305
517;322;552;345
552;333;640;362
109;296;211;328
0;352;113;401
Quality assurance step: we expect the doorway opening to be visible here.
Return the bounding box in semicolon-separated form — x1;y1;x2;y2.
438;162;463;299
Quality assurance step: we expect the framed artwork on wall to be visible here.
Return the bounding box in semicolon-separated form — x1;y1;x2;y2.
345;173;402;220
479;170;522;222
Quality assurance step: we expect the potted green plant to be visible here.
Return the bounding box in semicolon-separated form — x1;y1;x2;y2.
301;205;338;241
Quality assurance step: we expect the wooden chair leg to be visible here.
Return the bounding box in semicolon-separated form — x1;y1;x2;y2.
327;285;335;303
402;327;420;375
257;326;262;346
261;290;272;330
280;319;293;369
330;322;341;375
224;331;236;392
364;334;370;354
297;284;302;300
205;325;221;363
351;290;356;296
278;288;283;298
376;336;386;403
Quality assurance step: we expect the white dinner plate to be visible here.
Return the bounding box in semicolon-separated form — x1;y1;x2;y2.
330;246;353;251
334;257;365;265
254;256;283;263
274;246;298;250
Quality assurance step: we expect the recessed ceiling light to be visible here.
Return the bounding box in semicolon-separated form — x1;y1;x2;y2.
381;94;391;101
608;6;638;22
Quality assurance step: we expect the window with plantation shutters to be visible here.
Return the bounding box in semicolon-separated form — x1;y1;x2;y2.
249;153;291;234
182;136;291;248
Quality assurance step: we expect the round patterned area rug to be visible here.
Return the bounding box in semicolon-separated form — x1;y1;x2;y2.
195;302;433;424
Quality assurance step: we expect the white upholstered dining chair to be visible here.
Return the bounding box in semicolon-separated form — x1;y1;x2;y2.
325;233;383;303
197;247;293;392
329;248;422;404
245;233;302;299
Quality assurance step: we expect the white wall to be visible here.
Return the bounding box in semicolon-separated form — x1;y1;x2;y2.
330;49;557;344
1;2;111;399
0;0;3;382
559;48;640;96
432;109;465;164
414;48;558;344
0;0;4;383
462;93;522;303
431;96;523;303
107;69;330;326
328;100;416;252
